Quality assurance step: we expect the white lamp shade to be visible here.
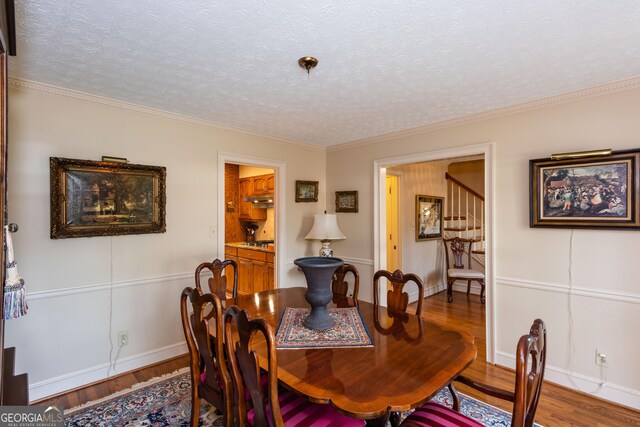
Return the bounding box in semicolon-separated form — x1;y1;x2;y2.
305;214;346;241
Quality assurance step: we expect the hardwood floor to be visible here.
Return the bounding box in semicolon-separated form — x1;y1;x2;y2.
36;290;639;426
35;355;189;410
415;291;640;426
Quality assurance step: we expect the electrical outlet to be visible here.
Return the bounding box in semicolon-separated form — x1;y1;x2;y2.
118;331;129;346
595;349;610;367
208;225;216;239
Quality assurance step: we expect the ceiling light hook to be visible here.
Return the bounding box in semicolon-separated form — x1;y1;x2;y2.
298;56;318;78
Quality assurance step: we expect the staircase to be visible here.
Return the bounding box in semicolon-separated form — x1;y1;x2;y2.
444;172;485;266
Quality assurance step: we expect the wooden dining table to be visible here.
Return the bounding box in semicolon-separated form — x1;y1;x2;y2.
225;287;477;426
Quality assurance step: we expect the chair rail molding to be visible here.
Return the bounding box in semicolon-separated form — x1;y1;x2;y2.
25;272;192;301
496;276;640;305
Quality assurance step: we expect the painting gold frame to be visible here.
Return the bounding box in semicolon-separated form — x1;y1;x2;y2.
335;191;358;213
50;157;167;239
415;195;444;241
530;149;640;229
295;180;319;202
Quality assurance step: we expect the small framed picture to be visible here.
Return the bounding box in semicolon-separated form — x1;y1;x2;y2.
416;195;444;241
530;149;640;229
295;180;319;202
335;191;358;213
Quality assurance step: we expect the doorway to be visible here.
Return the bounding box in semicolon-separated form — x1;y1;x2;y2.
373;143;495;363
217;153;286;292
385;174;401;272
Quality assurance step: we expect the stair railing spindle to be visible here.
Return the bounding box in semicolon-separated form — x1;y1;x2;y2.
473;196;476;251
457;185;461;231
481;201;484;251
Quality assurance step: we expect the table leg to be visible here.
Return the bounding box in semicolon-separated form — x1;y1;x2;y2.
365;412;390;427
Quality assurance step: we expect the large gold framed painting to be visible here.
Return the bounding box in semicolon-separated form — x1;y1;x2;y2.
50;157;167;238
529;149;640;230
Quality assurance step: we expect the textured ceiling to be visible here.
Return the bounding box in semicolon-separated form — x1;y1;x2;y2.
9;1;640;147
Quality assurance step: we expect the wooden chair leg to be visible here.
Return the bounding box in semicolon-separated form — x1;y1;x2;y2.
389;411;401;427
480;279;485;304
190;393;200;426
447;281;453;302
448;382;461;412
466;280;471;295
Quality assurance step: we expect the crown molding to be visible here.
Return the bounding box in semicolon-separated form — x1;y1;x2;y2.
8;77;326;153
328;75;640;152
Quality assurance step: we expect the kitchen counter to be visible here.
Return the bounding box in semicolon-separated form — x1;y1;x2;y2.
225;242;275;253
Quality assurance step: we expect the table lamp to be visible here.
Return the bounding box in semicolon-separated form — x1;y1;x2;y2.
305;213;346;257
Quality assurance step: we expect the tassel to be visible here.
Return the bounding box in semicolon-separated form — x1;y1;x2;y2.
3;225;27;319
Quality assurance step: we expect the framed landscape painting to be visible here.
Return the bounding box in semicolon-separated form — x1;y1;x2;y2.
50;157;167;238
529;149;640;229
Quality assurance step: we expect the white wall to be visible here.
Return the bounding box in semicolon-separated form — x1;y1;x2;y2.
4;81;325;401
326;86;640;409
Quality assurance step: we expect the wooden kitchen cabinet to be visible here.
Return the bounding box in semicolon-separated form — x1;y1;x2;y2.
266;252;275;290
252;175;267;195
249;173;274;196
238;177;267;220
230;247;275;295
266;174;275;193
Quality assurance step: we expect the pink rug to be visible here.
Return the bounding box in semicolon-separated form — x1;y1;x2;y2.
276;307;373;349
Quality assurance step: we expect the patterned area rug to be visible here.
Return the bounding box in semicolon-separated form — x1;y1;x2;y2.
64;371;541;426
275;307;373;349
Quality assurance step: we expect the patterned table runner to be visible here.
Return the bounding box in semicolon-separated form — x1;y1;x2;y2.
276;307;373;349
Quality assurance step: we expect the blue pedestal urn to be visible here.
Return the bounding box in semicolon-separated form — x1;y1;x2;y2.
294;256;343;330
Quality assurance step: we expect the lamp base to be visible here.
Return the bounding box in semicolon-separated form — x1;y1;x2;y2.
319;241;333;257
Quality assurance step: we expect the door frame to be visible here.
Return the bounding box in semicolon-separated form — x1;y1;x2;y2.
218;152;286;289
373;142;496;363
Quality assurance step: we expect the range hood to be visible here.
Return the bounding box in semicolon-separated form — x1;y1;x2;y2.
244;194;274;207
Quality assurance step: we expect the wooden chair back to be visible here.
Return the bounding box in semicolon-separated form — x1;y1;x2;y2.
195;259;238;300
442;237;473;270
373;269;424;315
180;287;233;427
224;305;283;427
513;319;547;427
332;263;360;300
444;319;547;427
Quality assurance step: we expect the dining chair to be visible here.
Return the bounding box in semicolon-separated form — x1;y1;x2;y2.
332;263;360;299
195;258;238;300
442;237;485;304
373;269;424;315
400;319;547;427
223;305;364;427
180;286;233;427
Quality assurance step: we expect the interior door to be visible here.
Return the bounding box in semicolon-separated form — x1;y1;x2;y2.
386;175;400;272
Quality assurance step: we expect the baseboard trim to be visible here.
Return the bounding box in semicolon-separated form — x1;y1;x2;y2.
28;342;187;402
495;351;640;410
